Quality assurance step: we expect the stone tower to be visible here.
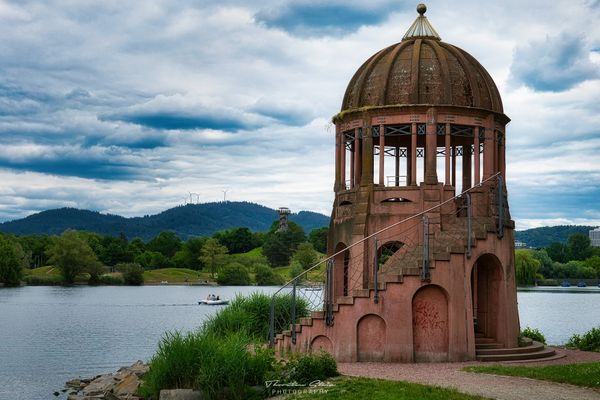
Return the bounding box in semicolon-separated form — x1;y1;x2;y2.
272;4;555;363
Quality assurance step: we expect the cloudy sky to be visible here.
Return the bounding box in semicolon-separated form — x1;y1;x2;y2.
0;0;599;230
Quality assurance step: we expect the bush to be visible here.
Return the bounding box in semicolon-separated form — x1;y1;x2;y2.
204;292;310;341
520;327;546;344
23;274;63;286
567;327;600;351
116;262;144;285
98;274;124;285
281;352;338;384
289;262;304;282
217;262;251;285
139;330;274;400
255;264;284;286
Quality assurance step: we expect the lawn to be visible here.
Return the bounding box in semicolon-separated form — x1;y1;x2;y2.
24;266;60;276
284;377;490;400
464;362;600;388
143;268;212;284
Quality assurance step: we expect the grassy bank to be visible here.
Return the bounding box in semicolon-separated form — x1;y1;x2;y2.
464;362;600;388
143;268;212;284
285;377;490;400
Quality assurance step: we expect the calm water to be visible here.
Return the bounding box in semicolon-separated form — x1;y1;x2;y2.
1;286;600;400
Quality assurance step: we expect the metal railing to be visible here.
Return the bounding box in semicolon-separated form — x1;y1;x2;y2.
268;172;506;347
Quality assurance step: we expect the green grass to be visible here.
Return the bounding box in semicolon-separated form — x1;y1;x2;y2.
464;362;600;388
24;266;60;276
284;377;490;400
143;268;212;284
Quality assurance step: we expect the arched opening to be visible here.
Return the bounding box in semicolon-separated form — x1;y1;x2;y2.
357;314;386;361
471;254;503;342
310;335;333;354
333;242;350;299
412;285;449;362
377;240;403;269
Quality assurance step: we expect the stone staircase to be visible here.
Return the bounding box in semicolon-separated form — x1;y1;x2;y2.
475;335;561;362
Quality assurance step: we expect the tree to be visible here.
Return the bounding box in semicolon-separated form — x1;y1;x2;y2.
293;242;319;270
0;235;25;286
547;242;568;263
584;256;600;277
116;262;145;285
135;251;171;270
254;264;284;286
213;227;261;254
128;237;146;258
147;231;182;259
171;237;206;269
567;233;593;261
308;227;328;253
99;235;131;266
515;249;540;286
46;230;101;284
199;238;228;278
216;262;250;285
263;221;306;267
532;249;553;278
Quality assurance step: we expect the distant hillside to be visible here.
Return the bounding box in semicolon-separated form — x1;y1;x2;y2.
0;202;330;240
515;225;596;248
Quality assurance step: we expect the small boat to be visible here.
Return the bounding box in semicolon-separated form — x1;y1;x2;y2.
198;298;229;305
303;286;323;292
560;281;570;287
577;281;587;288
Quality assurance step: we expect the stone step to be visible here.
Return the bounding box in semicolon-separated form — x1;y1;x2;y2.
337;296;354;305
311;311;324;319
476;341;545;356
352;289;371;298
475;337;497;344
475;342;503;349
299;317;312;327
477;347;556;362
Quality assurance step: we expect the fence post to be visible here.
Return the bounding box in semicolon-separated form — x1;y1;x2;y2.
325;259;334;326
291;277;297;345
466;193;472;258
269;297;275;347
373;237;379;304
497;175;504;239
422;215;430;281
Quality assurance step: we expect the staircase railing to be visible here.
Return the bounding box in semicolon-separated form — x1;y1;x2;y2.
268;172;506;347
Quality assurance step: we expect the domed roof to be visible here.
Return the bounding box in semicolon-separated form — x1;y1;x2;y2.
341;5;503;114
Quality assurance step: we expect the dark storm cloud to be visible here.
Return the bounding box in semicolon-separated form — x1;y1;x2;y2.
255;1;401;37
509;33;600;91
101;111;257;132
0;146;146;181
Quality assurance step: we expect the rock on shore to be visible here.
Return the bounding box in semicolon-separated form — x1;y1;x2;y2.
65;361;148;400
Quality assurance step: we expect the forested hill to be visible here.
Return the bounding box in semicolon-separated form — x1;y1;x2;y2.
515;225;596;248
0;202;330;240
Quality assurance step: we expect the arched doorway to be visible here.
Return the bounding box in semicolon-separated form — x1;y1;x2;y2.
357;314;386;361
412;285;449;362
471;254;503;342
310;335;333;354
333;242;349;299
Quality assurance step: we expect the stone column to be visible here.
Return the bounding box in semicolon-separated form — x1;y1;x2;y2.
341;132;346;190
334;128;341;191
395;146;400;186
424;108;438;185
483;115;495;179
452;144;456;187
360;123;372;185
498;130;506;178
445;123;451;185
379;124;385;186
474;128;480;185
411;123;417;185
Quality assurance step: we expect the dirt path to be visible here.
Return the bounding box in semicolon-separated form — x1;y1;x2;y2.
338;348;600;400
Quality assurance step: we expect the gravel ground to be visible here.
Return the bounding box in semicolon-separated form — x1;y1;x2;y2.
338;348;600;400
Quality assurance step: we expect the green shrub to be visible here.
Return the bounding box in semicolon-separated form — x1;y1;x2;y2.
289;262;304;282
255;264;284;286
204;292;309;341
23;274;63;285
98;274;124;285
139;330;274;400
520;327;546;344
567;327;600;351
281;352;338;384
217;262;251;285
116;262;144;285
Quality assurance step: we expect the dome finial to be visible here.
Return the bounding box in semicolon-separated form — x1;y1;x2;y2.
402;3;440;41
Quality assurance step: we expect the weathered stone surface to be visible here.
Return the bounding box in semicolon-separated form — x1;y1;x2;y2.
65;361;148;400
159;389;203;400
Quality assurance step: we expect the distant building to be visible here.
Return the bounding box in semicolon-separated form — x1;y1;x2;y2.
515;241;528;249
590;227;600;247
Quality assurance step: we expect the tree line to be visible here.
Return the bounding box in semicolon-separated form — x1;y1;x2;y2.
0;220;329;287
516;233;600;286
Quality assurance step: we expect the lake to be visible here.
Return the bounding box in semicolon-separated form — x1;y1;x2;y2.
1;286;600;400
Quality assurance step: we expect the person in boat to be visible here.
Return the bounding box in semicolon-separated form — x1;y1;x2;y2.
216;296;220;300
